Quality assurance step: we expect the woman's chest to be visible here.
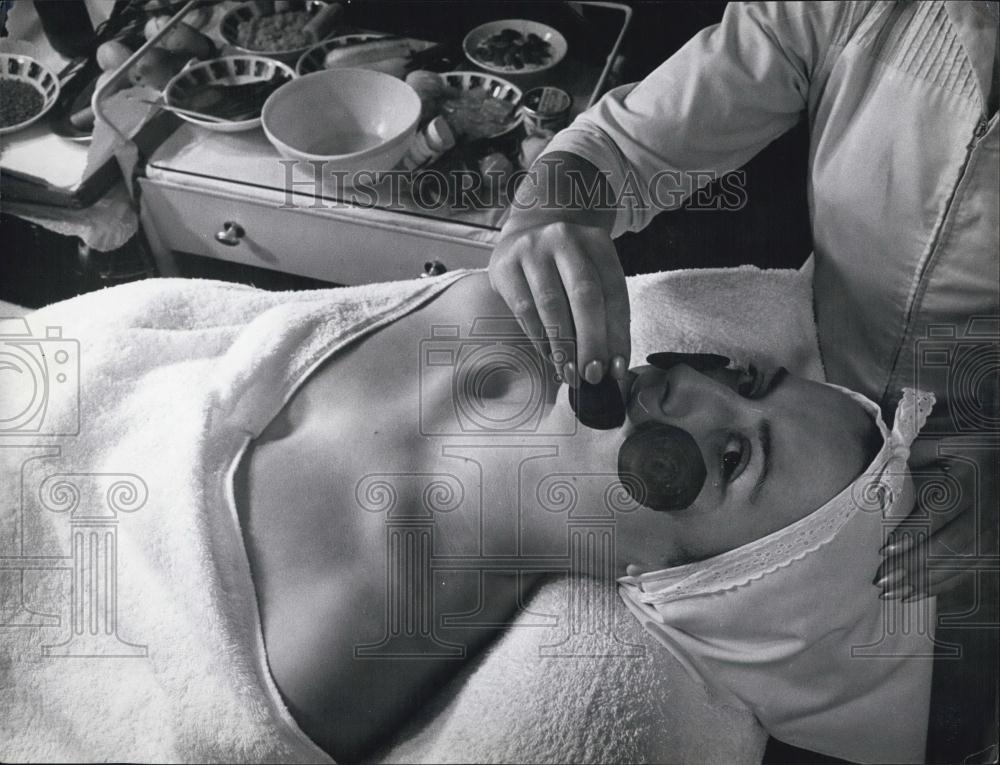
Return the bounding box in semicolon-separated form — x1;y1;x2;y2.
233;276;551;757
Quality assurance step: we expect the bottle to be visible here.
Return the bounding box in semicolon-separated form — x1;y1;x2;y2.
34;1;95;59
401;116;456;171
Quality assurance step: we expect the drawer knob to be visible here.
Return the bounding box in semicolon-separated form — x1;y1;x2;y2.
215;221;245;246
421;259;447;278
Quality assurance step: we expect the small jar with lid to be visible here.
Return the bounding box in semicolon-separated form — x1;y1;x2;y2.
520;86;573;136
401;116;456;171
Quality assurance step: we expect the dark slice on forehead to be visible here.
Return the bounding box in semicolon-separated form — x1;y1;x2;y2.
646;352;731;373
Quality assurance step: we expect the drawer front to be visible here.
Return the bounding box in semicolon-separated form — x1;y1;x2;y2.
139;180;494;284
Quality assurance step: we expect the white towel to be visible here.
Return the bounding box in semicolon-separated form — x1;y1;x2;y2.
0;299;30;317
0;273;466;763
628;261;824;381
0;264;819;763
380;579;769;765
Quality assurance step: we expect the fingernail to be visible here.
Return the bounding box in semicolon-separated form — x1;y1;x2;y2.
584;359;604;385
563;361;579;387
873;567;904;589
879;535;914;555
610;355;628;380
880;583;914;601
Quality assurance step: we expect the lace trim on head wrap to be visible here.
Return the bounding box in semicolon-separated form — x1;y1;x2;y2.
620;388;935;609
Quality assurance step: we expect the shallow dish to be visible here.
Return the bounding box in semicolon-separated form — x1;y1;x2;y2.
0;53;61;135
261;67;421;180
439;71;523;140
462;19;567;76
220;1;340;64
163;55;296;133
295;33;391;76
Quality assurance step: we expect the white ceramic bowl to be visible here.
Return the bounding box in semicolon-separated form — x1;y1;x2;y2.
462;19;567;76
261;67;421;178
220;0;340;64
0;53;61;135
164;55;296;133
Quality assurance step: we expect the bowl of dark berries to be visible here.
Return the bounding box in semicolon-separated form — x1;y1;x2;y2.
0;53;61;135
463;20;567;77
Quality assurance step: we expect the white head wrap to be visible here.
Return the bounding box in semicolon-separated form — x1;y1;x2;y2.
617;387;937;764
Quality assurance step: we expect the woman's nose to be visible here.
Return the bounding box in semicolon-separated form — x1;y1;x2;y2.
627;364;740;431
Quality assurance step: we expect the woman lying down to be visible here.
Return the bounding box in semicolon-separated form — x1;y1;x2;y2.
0;269;935;764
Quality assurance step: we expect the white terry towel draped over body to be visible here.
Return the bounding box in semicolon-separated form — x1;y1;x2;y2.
1;265;821;763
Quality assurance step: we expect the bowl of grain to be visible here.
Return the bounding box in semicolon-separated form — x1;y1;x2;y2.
0;53;61;135
220;0;341;64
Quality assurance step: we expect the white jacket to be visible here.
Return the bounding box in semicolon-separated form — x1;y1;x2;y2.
544;0;999;414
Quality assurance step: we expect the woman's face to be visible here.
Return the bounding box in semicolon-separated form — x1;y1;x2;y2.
551;362;877;570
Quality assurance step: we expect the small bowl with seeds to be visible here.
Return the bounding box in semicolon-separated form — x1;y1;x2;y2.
0;53;61;135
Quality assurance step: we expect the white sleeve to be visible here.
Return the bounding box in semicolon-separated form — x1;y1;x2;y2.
541;1;847;238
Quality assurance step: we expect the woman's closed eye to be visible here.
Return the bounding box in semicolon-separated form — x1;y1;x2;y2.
736;364;788;400
720;421;773;500
721;432;750;483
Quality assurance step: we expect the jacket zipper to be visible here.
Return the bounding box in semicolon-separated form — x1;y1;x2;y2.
881;112;997;404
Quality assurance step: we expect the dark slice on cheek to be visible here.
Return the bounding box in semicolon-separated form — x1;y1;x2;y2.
618;423;707;512
569;375;626;430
